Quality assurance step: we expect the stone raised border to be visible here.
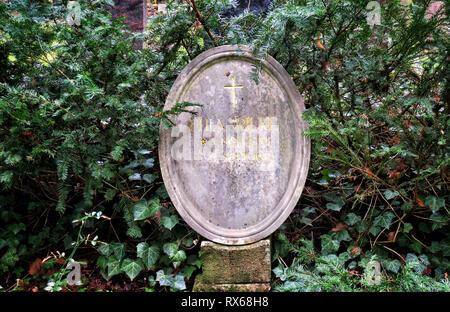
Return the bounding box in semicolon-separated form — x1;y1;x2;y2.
159;45;310;245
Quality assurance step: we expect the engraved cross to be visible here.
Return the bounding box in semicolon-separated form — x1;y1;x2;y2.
224;76;244;110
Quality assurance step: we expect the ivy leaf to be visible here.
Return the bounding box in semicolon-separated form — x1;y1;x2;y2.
111;242;126;260
98;243;112;257
171;250;186;263
369;225;382;236
121;258;143;281
156;270;172;287
373;212;395;229
429;241;441;253
127;225;142;239
384;190;399;200
409;241;423;254
155;270;186;291
344;213;361;226
143;173;156;184
181;265;196;279
143;158;154;168
173;274;187;290
424;196;445;213
331;230;351;242
187;255;202;268
136;242;160;269
273;266;287;280
405;254;429;274
299;216;312;225
326;202;343;212
382;259;401;273
161;215;179;230
133;199;161;221
321;234;340;254
107;258;123;279
403;223;413;233
96;255;108;272
163;243;178;258
128;173;141;181
303;207;315;216
162;242;186;267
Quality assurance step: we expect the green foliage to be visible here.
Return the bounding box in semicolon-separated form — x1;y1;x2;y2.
136;242;160;269
273;238;450;292
0;0;448;291
252;0;449;285
121;259;144;281
0;0;200;287
133;199;161;221
155;269;186;291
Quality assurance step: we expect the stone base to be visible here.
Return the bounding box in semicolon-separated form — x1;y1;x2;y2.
193;279;270;292
193;239;271;292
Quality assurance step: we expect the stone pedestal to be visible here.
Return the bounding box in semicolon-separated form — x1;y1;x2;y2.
193;239;271;292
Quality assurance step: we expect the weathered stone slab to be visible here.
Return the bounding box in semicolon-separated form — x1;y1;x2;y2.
199;239;271;284
193;239;271;292
159;45;310;245
193;281;270;292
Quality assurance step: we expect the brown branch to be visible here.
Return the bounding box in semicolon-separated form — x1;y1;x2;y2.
185;0;218;46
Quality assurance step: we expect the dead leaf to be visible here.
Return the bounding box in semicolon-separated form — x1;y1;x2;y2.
326;145;334;154
317;39;326;50
55;257;66;265
388;169;401;180
29;258;42;275
387;231;395;241
348;269;360;276
351;247;360;255
194;20;202;29
320;60;329;71
386;136;400;145
416;197;425;207
432;95;440;102
395;159;408;171
422;265;432;276
332;223;348;232
404;121;412;130
365;168;374;177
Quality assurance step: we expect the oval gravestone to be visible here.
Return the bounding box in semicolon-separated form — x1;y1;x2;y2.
159;45;310;245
